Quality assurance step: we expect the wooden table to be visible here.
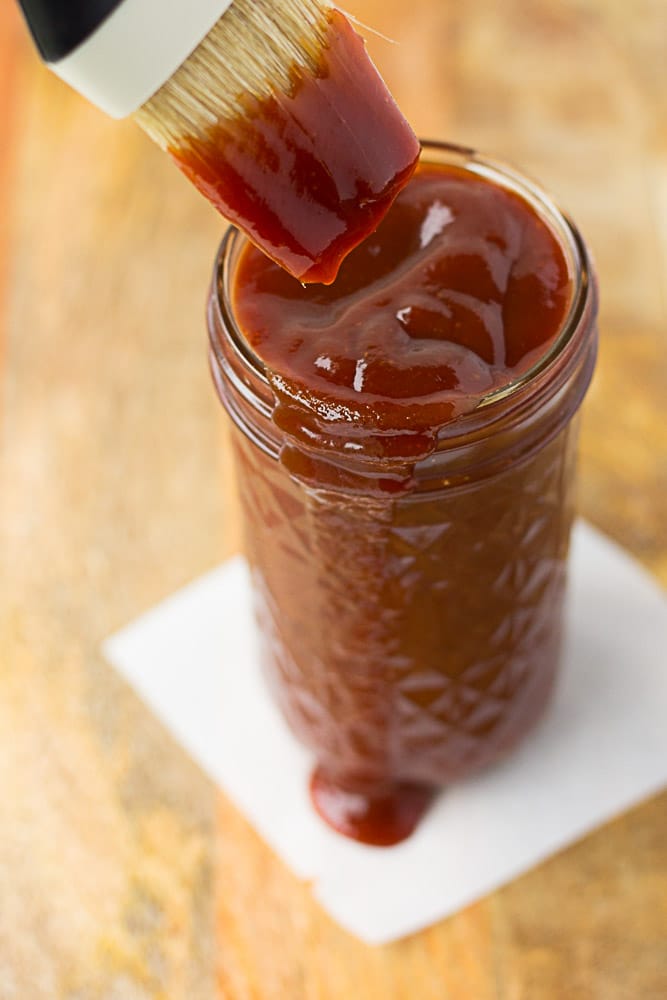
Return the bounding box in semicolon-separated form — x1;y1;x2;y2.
1;1;665;996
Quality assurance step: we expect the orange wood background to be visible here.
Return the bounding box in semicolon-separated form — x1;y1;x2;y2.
1;1;666;997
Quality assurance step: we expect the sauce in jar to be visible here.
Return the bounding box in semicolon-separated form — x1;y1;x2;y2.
209;146;597;846
233;163;572;488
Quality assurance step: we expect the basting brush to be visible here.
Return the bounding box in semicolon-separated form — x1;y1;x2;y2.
16;0;419;282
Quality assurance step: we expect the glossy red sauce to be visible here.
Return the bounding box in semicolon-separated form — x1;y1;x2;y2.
233;163;571;487
229;162;574;846
310;769;434;847
171;10;419;283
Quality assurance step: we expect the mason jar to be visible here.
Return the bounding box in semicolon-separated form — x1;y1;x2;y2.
207;142;598;845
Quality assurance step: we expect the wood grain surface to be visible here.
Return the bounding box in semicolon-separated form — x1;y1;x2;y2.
1;1;666;997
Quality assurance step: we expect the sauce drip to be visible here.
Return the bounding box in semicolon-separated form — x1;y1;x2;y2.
172;11;419;283
310;768;434;847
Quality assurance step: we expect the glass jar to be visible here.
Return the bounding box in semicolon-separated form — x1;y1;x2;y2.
207;142;598;844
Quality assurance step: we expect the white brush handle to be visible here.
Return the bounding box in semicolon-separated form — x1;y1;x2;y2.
48;0;233;119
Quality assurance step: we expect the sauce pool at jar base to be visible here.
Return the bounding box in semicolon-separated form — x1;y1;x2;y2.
230;161;574;845
310;768;434;847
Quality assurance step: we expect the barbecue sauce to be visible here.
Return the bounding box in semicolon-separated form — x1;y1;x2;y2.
225;162;574;846
171;10;419;284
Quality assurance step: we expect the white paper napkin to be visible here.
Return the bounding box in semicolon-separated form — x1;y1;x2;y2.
103;521;667;944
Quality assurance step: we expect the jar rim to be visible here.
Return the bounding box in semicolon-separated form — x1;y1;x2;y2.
209;140;595;414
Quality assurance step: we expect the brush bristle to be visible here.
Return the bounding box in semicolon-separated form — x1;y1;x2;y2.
134;0;332;149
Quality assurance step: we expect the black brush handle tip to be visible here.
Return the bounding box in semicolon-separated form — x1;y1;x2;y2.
16;0;124;62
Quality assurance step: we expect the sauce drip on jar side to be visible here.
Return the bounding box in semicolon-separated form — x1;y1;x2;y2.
231;162;573;846
171;10;419;284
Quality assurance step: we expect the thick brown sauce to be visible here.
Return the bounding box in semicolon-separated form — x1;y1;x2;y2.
310;769;434;847
231;163;573;846
171;11;419;283
234;164;571;492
